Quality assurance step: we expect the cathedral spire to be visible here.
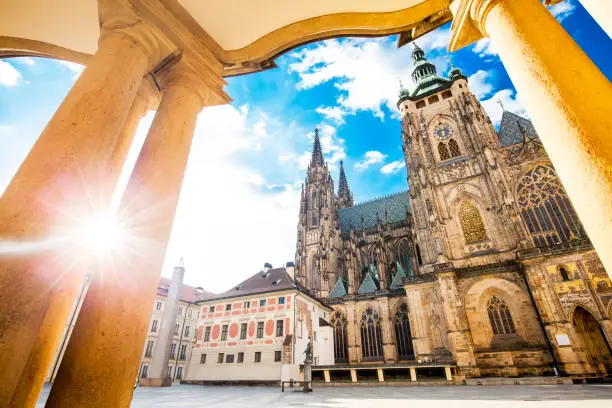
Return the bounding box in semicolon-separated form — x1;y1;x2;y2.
337;160;354;208
310;128;325;167
411;43;437;85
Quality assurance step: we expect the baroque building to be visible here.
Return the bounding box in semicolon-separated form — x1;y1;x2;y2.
295;45;612;381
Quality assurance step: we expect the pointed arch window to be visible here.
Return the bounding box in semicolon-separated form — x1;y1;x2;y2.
394;304;415;360
559;266;570;281
311;214;317;226
360;307;383;360
438;142;450;161
458;201;487;243
516;165;585;247
310;257;317;288
415;244;423;266
397;240;411;274
331;311;349;363
487;296;516;335
448;139;461;157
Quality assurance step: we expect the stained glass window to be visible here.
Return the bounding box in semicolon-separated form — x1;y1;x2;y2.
360;308;383;360
331;311;349;363
394;304;415;360
448;139;461;157
487;296;516;335
516;165;585;247
458;201;487;243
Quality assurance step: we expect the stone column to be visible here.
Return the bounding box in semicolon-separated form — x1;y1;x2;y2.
46;59;229;408
378;297;397;363
8;78;159;408
450;0;612;277
140;263;184;387
405;285;433;361
435;271;479;377
0;18;170;406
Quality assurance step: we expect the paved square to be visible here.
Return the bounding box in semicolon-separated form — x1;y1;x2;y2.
36;384;612;407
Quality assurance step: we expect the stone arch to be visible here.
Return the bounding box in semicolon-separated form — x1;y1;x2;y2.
567;302;602;323
571;306;612;367
359;306;384;361
463;277;544;349
392;303;415;360
330;310;349;363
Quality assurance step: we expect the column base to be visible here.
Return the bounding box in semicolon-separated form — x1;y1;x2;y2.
139;378;173;387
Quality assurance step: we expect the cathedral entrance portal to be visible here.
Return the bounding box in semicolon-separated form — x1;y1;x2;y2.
572;307;612;371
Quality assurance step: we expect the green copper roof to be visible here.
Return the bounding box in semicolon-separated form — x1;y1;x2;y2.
329;277;348;298
358;267;380;294
390;261;412;290
337;191;410;235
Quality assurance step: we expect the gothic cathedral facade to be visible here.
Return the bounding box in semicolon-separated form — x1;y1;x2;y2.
295;45;612;379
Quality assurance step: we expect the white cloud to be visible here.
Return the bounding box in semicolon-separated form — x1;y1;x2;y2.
0;60;22;87
289;28;451;122
18;57;36;66
481;89;529;127
380;160;406;175
57;60;84;73
549;0;576;22
114;106;303;293
355;150;387;170
472;38;498;58
468;70;495;99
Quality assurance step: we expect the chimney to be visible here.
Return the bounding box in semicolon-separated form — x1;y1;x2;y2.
285;261;295;280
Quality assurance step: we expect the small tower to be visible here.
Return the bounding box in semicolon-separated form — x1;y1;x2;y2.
336;160;353;209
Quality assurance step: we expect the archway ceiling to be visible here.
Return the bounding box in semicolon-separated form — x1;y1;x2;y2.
0;0;451;76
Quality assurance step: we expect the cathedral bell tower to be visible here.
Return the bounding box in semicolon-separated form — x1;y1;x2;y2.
295;129;343;297
398;45;522;271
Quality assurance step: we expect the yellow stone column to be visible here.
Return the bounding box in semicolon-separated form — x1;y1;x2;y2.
0;18;170;405
450;0;612;277
45;59;229;408
7;82;159;408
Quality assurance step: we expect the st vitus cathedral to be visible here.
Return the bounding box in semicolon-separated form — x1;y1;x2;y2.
295;45;612;380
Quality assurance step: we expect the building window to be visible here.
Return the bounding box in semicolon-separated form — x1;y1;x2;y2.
559;266;570;281
140;365;148;379
170;343;177;359
167;366;173;379
276;320;284;337
448;138;461;157
516;164;585;247
204;326;211;342
226;304;232;311
394;304;415;360
237;352;244;363
210;306;215;313
438;142;450;160
259;299;266;307
179;344;187;360
312;214;317;226
177;306;183;315
428;95;439;104
151;320;158;333
200;353;207;364
217;353;224;364
184;325;190;337
144;341;154;358
415;244;423;266
254;351;262;363
221;324;228;341
488;296;516;335
331;311;349;363
156;302;162;311
226;354;235;363
279;296;285;305
244;301;250;309
442;90;452;99
174;323;180;335
240;323;248;339
415;100;426;109
177;367;183;380
458;201;487;243
313;331;317;341
257;322;264;338
187;309;192;318
275;350;282;362
360;307;384;360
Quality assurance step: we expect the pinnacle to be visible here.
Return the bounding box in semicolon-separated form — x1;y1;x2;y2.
310;128;325;167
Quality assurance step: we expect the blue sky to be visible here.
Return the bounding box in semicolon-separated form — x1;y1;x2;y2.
0;0;610;292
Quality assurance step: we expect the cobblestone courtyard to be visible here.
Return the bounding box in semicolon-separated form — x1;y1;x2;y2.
36;384;612;407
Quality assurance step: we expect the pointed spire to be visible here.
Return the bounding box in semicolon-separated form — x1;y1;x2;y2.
411;43;437;85
310;128;325;167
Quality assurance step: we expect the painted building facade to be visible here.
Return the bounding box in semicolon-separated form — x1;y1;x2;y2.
184;265;333;384
295;46;612;380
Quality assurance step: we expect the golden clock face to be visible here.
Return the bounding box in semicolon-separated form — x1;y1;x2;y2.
434;123;453;140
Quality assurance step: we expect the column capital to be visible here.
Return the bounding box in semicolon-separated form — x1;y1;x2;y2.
448;0;500;51
154;57;231;107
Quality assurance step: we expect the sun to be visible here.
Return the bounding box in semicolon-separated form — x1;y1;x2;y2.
80;213;123;255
